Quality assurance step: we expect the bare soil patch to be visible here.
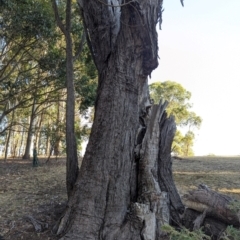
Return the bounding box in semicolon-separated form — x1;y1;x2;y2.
0;156;240;239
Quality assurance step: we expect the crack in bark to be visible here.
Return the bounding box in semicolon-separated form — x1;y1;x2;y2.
99;179;111;239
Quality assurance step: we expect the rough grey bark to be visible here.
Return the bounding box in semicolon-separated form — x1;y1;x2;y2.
49;1;240;238
134;102;184;239
53;0;184;239
158;109;185;224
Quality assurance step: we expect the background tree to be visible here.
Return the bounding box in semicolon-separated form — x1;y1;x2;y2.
52;0;98;196
149;80;202;156
0;0;97;160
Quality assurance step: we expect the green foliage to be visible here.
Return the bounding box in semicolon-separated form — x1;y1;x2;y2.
220;226;240;240
228;200;240;213
161;225;210;240
172;130;195;156
0;0;55;40
149;81;202;156
150;81;191;125
0;0;98;157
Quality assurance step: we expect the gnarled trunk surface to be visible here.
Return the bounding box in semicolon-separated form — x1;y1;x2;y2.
55;0;183;239
52;1;240;239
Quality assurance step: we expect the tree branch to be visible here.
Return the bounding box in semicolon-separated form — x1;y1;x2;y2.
73;31;86;62
51;0;67;36
65;0;72;32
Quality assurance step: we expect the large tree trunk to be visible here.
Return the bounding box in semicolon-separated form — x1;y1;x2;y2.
53;1;186;239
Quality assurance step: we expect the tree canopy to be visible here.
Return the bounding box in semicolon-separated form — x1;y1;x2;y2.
149;81;202;156
0;0;97;159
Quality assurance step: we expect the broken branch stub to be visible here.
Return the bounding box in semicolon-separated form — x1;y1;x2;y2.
133;101;183;238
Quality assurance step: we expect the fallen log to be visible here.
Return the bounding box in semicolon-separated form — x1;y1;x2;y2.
181;184;240;239
182;184;240;227
182;208;228;239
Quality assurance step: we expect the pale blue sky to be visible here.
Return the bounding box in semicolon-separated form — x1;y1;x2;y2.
150;0;240;155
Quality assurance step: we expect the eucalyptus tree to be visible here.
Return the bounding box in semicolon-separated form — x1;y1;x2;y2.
54;0;186;239
0;0;57;132
149;81;202;156
51;0;99;196
1;0;97;163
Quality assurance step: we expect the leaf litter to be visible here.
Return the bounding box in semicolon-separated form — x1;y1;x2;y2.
0;157;67;240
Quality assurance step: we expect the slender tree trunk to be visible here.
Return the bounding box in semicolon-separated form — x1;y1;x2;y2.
35;110;44;153
53;1;185;239
52;0;79;197
18;126;24;157
4;106;15;161
4;130;10;161
12;138;18;158
54;97;61;158
22;98;36;159
65;3;79;197
45;121;50;156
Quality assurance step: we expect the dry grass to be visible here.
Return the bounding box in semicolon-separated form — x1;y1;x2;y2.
0;156;240;239
0;157;67;240
173;156;240;200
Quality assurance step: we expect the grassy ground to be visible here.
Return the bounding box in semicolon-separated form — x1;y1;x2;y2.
0;156;240;239
173;156;240;201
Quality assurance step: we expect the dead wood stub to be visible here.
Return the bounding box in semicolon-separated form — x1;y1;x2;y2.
132;101;184;238
25;215;48;232
183;208;228;240
158;112;185;224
